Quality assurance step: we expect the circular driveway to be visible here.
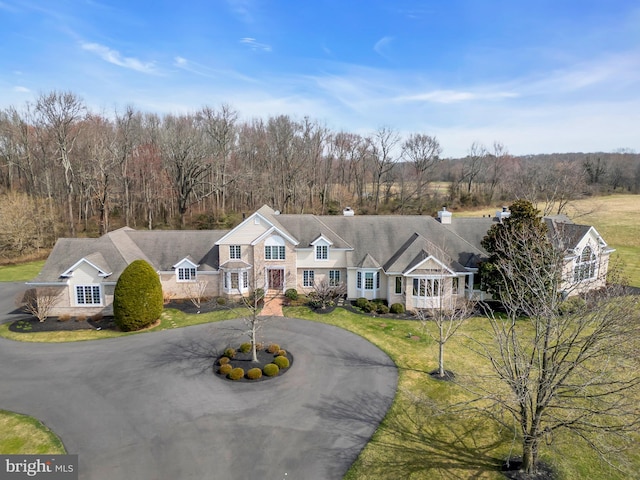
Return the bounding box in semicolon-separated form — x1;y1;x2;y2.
0;295;398;480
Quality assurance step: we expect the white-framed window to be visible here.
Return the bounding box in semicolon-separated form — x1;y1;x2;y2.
357;271;362;289
303;270;315;287
75;285;102;306
315;244;328;260
395;276;402;294
178;267;196;281
412;278;441;298
364;272;374;290
224;270;250;293
329;270;341;286
574;246;597;282
230;245;241;259
265;245;286;260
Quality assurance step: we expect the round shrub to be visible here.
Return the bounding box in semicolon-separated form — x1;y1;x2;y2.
228;367;245;380
277;349;287;357
255;342;264;351
216;297;226;305
361;301;375;313
390;303;405;314
284;288;298;300
273;355;290;369
246;368;263;380
267;343;280;354
239;342;252;353
218;357;230;365
376;304;390;314
113;259;163;331
218;364;233;375
263;363;280;377
355;297;369;309
223;347;237;358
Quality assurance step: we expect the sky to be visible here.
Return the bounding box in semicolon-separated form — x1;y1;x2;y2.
1;0;639;157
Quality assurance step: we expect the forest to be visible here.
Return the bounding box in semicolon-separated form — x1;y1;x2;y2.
1;90;640;260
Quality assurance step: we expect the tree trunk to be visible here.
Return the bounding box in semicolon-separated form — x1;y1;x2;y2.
521;435;538;474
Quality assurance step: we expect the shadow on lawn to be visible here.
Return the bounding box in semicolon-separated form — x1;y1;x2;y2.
308;391;509;479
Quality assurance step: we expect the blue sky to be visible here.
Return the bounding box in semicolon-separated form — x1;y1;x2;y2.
1;0;639;157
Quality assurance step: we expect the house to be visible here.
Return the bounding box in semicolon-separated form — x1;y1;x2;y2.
28;205;614;317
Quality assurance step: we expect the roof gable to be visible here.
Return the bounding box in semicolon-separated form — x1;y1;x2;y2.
61;254;112;278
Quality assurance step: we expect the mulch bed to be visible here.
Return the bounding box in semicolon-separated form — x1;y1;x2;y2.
9;316;116;333
213;348;294;383
501;459;557;480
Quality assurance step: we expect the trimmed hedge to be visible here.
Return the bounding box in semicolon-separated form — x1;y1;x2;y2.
239;342;252;353
263;363;280;377
218;357;230;365
218;364;233;375
276;349;287;357
376;304;390;314
228;367;245;380
355;297;369;309
113;260;163;331
223;347;237;358
273;355;290;369
267;343;280;354
246;368;263;380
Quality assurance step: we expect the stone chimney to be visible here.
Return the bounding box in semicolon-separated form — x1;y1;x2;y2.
437;206;452;224
343;207;355;217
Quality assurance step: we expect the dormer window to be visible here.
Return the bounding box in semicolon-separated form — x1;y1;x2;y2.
316;244;328;260
178;267;196;281
174;258;198;282
230;245;241;259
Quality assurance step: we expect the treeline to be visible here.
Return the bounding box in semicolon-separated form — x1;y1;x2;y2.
1;90;639;259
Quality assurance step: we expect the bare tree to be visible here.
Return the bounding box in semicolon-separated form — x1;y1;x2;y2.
18;288;61;322
370;127;400;212
184;280;209;313
401;133;442;213
308;279;347;310
472;203;640;476
35;91;86;236
417;296;475;379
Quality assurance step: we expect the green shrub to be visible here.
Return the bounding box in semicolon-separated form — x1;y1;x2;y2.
239;342;252;353
277;349;287;357
372;298;388;306
390;303;405;314
263;363;280;377
284;288;298;300
361;301;374;313
267;343;280;354
218;357;230;365
216;297;226;305
246;368;262;380
273;355;290;369
223;347;236;358
113;259;163;331
559;296;587;315
228;367;245;380
218;364;233;375
355;297;369;309
376;304;390;314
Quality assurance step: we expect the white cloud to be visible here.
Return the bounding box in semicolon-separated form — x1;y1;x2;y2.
81;42;157;74
396;89;519;104
13;86;30;93
240;37;272;52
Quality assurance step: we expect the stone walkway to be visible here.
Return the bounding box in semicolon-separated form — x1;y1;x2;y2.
259;295;284;316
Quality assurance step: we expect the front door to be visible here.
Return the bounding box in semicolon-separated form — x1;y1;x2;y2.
268;269;284;290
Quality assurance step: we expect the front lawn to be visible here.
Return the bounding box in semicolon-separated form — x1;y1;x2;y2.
0;260;46;282
285;306;640;480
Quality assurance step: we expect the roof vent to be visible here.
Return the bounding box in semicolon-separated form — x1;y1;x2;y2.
437;206;452;224
343;207;355;217
274;210;280;215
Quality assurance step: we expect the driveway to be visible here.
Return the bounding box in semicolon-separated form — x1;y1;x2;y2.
0;289;398;480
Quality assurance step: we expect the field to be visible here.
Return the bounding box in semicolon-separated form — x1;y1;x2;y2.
456;194;640;287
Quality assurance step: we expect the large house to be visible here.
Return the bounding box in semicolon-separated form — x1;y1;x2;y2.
28;205;614;317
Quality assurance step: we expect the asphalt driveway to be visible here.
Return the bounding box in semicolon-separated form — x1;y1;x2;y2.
0;287;397;480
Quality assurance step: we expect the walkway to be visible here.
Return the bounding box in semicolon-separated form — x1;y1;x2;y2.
259;294;284;316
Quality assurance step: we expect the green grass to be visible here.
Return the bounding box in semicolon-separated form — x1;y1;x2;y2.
284;306;640;480
0;307;247;343
0;410;66;454
0;260;45;282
